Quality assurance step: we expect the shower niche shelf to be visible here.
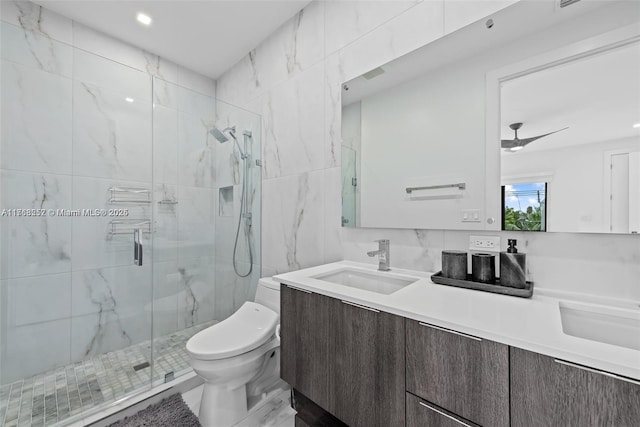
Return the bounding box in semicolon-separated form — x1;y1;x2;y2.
108;186;152;204
219;186;233;217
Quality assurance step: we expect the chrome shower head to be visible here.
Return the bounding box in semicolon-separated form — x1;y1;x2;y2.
211;125;250;159
209;126;236;143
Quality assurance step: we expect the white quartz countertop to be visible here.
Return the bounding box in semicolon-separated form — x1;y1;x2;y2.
274;260;640;381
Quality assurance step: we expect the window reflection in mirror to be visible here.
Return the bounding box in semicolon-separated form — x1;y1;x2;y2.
502;183;547;232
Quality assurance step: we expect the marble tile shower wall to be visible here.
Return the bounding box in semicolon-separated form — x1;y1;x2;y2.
0;0;219;384
216;0;639;301
213;100;263;320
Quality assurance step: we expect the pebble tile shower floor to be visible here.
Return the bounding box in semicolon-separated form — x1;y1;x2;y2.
0;322;214;427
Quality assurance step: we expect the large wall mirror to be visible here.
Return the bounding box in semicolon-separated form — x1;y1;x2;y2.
340;0;640;233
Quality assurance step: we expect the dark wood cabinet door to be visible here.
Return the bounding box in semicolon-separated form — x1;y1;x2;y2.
280;285;334;411
406;320;509;427
511;347;640;427
330;299;405;427
406;393;479;427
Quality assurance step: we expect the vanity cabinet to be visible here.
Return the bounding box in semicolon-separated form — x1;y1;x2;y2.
406;319;509;427
511;347;640;427
281;285;405;427
282;283;639;427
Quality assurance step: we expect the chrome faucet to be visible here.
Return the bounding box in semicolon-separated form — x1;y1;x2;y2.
367;239;390;271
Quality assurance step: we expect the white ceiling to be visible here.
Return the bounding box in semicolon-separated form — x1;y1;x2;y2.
501;41;640;152
34;0;311;79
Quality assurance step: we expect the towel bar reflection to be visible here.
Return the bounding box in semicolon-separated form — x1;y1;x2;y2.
108;220;152;238
108;186;152;204
405;183;466;194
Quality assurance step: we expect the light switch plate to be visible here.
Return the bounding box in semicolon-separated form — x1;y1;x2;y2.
461;209;481;222
469;235;500;252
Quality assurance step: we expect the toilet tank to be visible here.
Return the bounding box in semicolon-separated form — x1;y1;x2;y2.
254;277;280;314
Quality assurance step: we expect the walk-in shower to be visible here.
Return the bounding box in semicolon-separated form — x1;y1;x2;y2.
210;125;254;278
0;10;262;424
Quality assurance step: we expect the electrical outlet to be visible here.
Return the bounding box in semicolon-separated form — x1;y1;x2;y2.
469;235;500;252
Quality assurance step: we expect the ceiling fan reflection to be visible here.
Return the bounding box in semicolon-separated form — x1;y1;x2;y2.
501;122;569;152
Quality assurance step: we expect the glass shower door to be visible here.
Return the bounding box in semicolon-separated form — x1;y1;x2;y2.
148;80;263;387
150;77;218;385
68;46;156;407
0;32;155;425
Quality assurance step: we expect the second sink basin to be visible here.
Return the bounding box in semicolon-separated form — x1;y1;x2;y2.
559;301;640;351
312;267;419;295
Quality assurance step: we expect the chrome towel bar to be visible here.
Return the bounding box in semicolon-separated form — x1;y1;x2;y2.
406;183;466;194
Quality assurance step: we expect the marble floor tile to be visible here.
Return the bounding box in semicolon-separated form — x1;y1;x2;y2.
183;386;295;427
233;388;295;427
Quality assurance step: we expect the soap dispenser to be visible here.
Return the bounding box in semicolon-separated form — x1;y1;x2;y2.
500;239;526;288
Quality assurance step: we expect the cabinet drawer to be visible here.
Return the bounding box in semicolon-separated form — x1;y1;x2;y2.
406;320;509;427
511;347;640;426
407;393;479;427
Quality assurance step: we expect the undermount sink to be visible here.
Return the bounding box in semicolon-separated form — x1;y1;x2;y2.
312;267;420;295
559;302;640;351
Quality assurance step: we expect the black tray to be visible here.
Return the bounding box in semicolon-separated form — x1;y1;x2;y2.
431;271;534;298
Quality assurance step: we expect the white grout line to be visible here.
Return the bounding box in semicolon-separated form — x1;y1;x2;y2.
14;380;24;425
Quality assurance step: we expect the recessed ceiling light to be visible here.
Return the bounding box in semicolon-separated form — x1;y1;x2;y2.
633;123;640;128
125;97;134;103
136;13;152;26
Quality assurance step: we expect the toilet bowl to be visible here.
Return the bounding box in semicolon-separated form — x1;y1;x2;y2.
186;277;282;427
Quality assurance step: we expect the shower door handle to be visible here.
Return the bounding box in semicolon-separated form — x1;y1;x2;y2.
133;228;143;266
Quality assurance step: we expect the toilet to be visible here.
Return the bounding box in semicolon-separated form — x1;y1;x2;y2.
186;277;283;427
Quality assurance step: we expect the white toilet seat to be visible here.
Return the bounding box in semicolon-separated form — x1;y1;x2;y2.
186;301;278;361
189;334;280;380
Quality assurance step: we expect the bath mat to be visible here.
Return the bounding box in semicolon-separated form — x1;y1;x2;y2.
108;393;201;427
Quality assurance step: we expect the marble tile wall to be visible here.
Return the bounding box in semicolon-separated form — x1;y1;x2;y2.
216;0;640;302
0;0;227;385
213;100;263;319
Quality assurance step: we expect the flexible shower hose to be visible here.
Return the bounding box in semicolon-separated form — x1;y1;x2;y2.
233;159;253;278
